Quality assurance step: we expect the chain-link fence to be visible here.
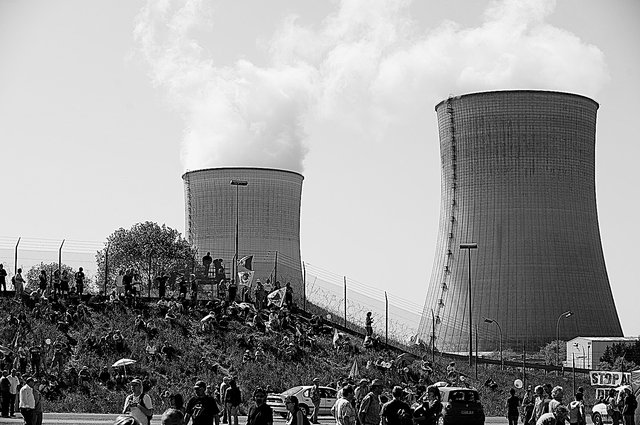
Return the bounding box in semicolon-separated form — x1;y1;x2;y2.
0;235;422;348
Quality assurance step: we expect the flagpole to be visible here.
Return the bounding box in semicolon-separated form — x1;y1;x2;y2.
385;291;389;346
343;276;347;328
274;251;278;285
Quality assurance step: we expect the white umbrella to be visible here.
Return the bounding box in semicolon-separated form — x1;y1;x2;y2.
112;358;137;377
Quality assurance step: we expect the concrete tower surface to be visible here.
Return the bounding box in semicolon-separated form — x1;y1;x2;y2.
418;90;622;352
183;167;304;300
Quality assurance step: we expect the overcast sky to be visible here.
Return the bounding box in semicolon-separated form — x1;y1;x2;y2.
1;0;638;337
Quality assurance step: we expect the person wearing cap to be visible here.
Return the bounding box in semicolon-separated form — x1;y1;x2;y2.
19;376;35;425
412;386;441;425
185;380;220;425
246;388;273;425
354;379;369;414
310;378;322;424
380;386;412;425
123;378;153;425
359;379;383;425
331;385;356;425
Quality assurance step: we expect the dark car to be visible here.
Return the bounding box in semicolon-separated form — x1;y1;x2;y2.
437;387;485;425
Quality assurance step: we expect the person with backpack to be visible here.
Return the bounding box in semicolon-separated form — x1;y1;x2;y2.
122;379;153;425
506;388;521;425
185;380;220;425
380;386;413;425
568;392;586;425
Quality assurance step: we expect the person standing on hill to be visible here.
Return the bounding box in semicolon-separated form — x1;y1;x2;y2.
0;264;7;294
38;270;48;296
202;252;213;277
365;312;373;337
75;267;85;297
14;268;25;298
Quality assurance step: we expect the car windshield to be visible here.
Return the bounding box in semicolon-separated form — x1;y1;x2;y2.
282;386;304;396
448;390;479;402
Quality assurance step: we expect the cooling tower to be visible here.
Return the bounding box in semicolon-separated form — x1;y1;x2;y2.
183;167;304;300
418;90;622;352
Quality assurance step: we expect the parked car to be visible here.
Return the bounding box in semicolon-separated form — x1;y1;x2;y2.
437;386;485;425
591;385;632;425
267;385;337;418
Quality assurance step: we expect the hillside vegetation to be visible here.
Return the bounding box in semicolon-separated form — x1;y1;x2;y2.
0;296;592;416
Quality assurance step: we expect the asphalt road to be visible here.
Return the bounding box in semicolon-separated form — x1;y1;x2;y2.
0;414;589;425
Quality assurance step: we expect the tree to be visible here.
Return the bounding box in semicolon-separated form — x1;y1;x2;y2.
539;340;566;365
599;341;640;370
26;262;76;293
96;221;196;296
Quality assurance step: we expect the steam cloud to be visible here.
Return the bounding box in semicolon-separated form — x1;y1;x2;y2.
134;0;609;173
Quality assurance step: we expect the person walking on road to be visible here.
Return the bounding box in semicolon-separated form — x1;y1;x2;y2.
506;388;521;425
359;379;383;425
246;388;273;425
122;379;153;425
331;385;356;425
185;380;220;425
310;378;322;424
19;376;36;425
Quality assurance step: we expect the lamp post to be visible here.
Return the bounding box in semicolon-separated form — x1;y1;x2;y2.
460;242;478;366
555;310;574;371
431;308;436;366
483;316;503;370
230;180;248;282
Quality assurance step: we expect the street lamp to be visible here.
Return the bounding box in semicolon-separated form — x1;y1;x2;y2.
483;316;503;370
555;310;574;370
230;179;248;282
460;242;478;366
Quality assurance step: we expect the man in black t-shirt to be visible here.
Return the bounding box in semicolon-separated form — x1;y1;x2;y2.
247;388;273;425
0;264;7;294
75;267;85;296
380;386;413;425
185;380;220;425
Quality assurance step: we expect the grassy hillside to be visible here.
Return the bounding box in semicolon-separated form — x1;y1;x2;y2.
0;296;592;416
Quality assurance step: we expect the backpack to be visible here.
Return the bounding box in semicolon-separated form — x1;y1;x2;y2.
138;392;153;425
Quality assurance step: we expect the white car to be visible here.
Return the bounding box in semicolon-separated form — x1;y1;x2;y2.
267;385;337;418
591;385;631;425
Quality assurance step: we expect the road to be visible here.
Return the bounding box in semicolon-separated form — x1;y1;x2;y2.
0;414;588;425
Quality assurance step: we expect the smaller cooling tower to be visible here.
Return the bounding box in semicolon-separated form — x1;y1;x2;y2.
183;167;304;300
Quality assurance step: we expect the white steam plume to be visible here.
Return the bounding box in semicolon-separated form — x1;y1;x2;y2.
134;0;609;172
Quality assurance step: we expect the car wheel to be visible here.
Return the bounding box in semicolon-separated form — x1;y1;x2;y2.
593;412;602;425
299;404;310;416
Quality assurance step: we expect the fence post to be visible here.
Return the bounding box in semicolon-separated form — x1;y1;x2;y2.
58;239;65;277
385;291;388;346
14;237;20;278
343;276;347;328
104;243;110;296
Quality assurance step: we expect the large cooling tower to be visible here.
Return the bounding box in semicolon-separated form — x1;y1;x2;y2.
183;167;304;299
418;90;622;352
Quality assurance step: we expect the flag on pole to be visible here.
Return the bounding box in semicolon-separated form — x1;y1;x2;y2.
238;271;255;288
267;287;286;308
349;359;359;379
333;328;340;348
238;255;254;271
